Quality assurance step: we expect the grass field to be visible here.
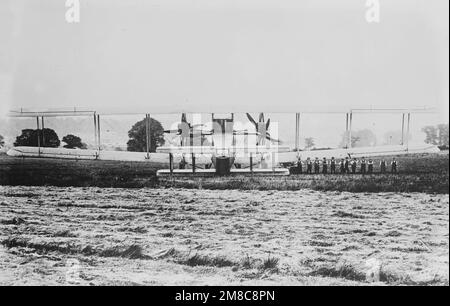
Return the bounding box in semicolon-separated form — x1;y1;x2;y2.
0;186;448;285
0;154;161;188
0;152;448;193
0;152;448;285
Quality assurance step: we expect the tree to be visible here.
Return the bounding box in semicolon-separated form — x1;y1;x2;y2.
422;125;439;145
0;134;4;148
383;130;411;145
339;129;377;148
437;124;449;147
127;117;165;152
62;134;87;149
354;129;376;147
304;137;315;150
422;124;449;147
14;129;60;148
338;132;351;148
351;135;361;147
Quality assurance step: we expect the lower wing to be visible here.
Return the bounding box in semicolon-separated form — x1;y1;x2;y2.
277;144;440;163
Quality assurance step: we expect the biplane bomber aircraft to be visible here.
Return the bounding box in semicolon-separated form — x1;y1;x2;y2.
7;109;439;177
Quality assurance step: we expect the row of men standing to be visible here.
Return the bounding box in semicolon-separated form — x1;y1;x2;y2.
291;157;398;174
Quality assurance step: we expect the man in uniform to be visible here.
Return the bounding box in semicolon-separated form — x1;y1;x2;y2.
330;157;336;174
391;157;398;173
351;158;357;174
179;155;187;169
306;157;313;174
322;157;328;174
367;159;374;174
295;157;303;174
340;159;346;174
344;157;350;174
360;157;367;174
380;159;387;173
314;157;320;174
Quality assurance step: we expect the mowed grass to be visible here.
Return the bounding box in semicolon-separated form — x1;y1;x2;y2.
0;186;448;285
161;172;449;193
161;152;449;194
0;152;448;193
0;153;162;188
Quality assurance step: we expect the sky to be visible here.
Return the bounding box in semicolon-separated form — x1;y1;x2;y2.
0;0;448;145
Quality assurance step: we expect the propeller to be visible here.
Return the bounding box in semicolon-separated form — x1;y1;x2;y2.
245;113;281;144
164;113;212;136
265;132;281;143
246;113;257;127
163;113;214;146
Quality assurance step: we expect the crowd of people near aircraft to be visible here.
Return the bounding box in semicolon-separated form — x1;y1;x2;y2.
291;157;399;174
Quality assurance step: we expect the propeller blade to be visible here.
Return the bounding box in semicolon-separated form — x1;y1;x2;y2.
164;129;180;134
259;113;264;122
266;118;270;130
266;134;282;143
246;113;257;127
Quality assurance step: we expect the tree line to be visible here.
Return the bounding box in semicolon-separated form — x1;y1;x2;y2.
1;117;165;152
422;124;449;149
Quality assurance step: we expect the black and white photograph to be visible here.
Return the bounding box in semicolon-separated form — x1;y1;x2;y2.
0;0;448;292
